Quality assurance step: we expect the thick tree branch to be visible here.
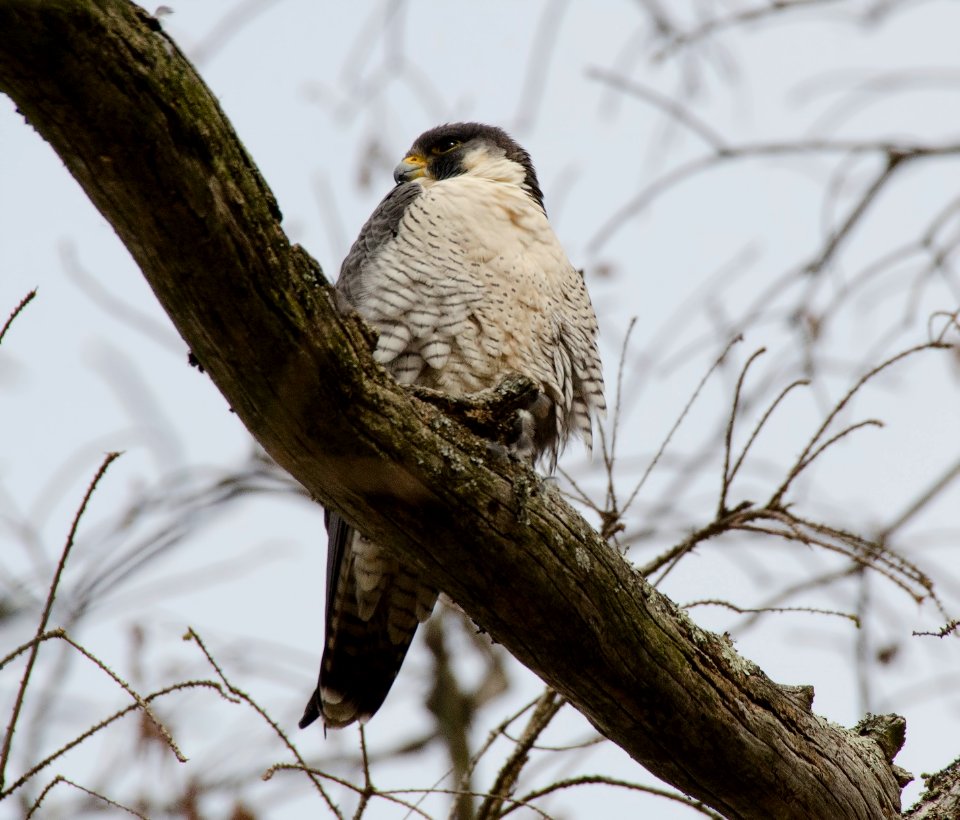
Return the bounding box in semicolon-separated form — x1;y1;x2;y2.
0;1;918;816
905;757;960;819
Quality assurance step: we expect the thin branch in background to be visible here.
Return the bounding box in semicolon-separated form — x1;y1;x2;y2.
189;0;288;65
587;68;728;152
719;346;766;515
880;457;960;542
653;0;846;60
726;377;811;490
0;452;121;792
511;0;571;133
55;630;186;762
588;137;960;254
620;333;743;521
793;67;960;139
684;598;860;627
579;316;639;543
0;288;37;346
60;242;181;351
644;480;938;604
354;726;373;819
801;197;960;364
476;689;564;820
643;510;740;584
184;628;342;818
500;733;605;755
803;151;907;275
611;244;759;417
769;341;950;506
457;694;541;799
737;565;863;632
912;620;959;639
509;775;726;820
596;26;653;118
392;786;552;819
738;512;934;604
0;629;66;672
312;173;350;265
337;0;408;88
262;763;431;820
26;774;147;820
422;614;480;820
790;417;885;481
855;569;873;713
929;308;960;343
636;0;676;38
0;680;226;800
606;317;639;486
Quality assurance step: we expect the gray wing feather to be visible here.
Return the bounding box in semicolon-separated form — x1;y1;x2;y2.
337;182;423;304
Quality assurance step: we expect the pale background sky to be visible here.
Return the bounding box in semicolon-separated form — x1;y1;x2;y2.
3;1;960;817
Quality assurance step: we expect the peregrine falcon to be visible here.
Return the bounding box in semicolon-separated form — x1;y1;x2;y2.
299;123;605;729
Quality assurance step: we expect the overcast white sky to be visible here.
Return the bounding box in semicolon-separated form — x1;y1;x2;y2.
3;1;960;817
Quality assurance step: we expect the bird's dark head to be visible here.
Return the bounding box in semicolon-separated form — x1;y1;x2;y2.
394;122;545;211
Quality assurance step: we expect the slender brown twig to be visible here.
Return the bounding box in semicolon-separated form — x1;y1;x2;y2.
26;774;147;819
0;452;121;792
769;342;948;506
0;680;224;800
684;598;860;627
476;689;564;820
509;774;725;820
185;628;343;818
0;288;37;345
719;347;767;516
262;763;432;820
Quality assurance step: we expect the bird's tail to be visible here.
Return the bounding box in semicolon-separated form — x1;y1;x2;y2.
300;516;437;729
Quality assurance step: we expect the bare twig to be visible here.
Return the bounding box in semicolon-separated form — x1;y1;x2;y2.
262;763;432;820
621;334;743;521
0;680;224;800
727;377;810;489
476;689;564;820
803;152;908;275
511;0;571;132
584;317;639;544
654;0;845;60
354;726;373;820
719;347;767;515
913;620;959;639
0;288;37;345
458;695;541;798
586;68;728;151
26;774;148;819
509;774;725;820
769;342;948;506
0;452;121;792
589;139;960;253
684;598;860;627
184;628;342;818
738;511;933;604
879;457;960;540
0;630;64;672
56;630;186;762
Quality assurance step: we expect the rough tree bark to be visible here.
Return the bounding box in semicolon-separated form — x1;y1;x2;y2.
2;1;946;817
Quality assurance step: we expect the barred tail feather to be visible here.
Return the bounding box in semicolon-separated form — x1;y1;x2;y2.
300;514;437;730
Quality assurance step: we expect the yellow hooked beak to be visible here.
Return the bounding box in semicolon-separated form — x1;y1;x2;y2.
394;153;428;183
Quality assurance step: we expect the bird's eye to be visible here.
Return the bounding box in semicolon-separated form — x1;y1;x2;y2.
430;139;461;156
